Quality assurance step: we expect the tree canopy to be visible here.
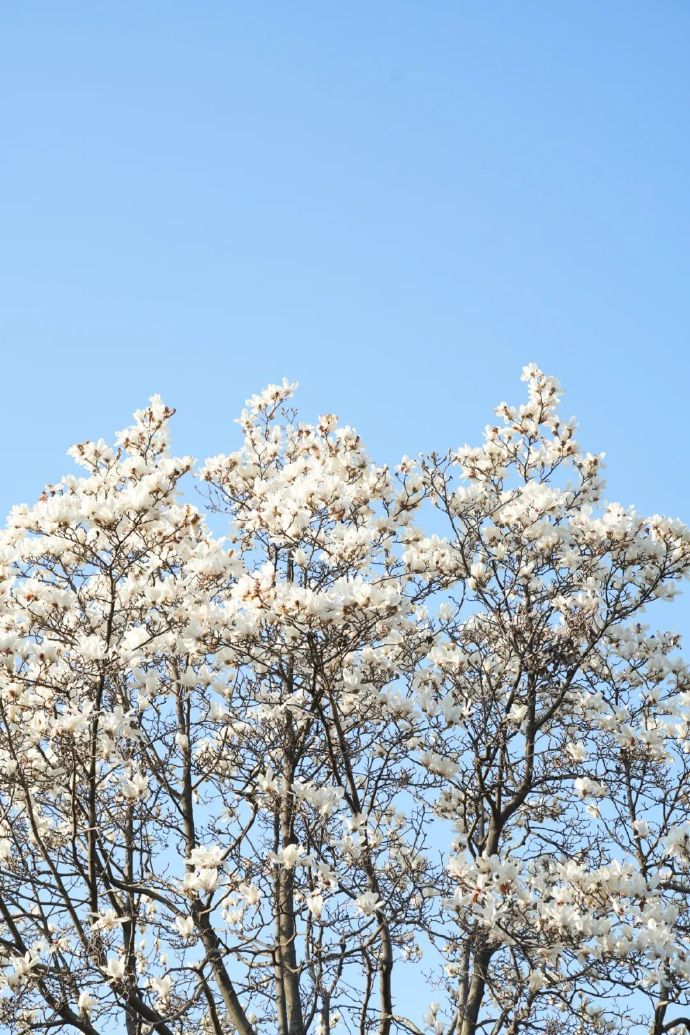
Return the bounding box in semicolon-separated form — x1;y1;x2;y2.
1;367;690;1035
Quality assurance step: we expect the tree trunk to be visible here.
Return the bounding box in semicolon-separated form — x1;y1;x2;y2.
459;945;493;1035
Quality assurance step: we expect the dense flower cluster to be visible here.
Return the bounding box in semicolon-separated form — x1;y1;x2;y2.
0;369;689;1035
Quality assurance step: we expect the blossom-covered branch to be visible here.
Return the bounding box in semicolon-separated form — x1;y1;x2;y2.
1;369;690;1035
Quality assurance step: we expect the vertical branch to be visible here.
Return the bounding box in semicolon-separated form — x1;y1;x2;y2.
277;711;305;1035
274;811;289;1035
123;803;139;1035
173;666;257;1035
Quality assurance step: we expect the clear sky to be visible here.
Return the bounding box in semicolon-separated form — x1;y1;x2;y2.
1;5;690;1026
2;2;689;523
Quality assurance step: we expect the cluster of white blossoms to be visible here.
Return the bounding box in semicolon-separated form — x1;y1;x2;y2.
0;369;690;1035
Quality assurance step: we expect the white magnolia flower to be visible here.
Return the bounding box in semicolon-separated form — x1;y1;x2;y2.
270;843;307;869
77;990;96;1017
175;915;195;937
528;970;546;992
245;378;298;416
91;908;126;932
663;824;690;859
105;957;126;982
183;867;219;894
121;772;149;800
507;703;528;726
355;891;383;916
12;952;39;979
306;892;324;919
574;776;606;799
188;844;224;869
468;561;488;588
151;974;172;1000
238;882;261;906
566;741;588;762
424;1002;440;1026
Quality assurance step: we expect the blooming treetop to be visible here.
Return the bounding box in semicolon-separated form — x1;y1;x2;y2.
0;369;689;1035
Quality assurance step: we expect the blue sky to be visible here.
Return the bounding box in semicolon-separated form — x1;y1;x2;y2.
1;5;690;1026
2;3;689;525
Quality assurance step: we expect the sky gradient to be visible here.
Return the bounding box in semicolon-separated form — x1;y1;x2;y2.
2;3;689;524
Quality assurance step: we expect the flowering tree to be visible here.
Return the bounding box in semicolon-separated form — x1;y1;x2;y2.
1;368;690;1035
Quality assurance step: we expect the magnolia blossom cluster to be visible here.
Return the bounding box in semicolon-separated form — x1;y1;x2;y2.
0;369;689;1035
